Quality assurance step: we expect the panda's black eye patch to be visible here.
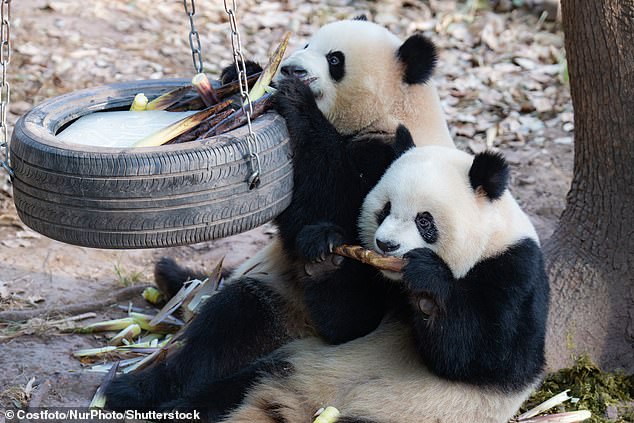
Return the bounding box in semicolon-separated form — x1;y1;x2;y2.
326;51;345;82
376;201;391;225
416;212;438;244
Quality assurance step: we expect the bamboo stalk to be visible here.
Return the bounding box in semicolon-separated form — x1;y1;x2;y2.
332;245;406;272
132;99;232;148
192;73;219;106
518;411;592;423
146;85;193;111
108;323;141;346
89;361;118;409
130;93;148;111
249;31;291;101
129;312;182;334
517;391;572;420
165;109;233;145
203;93;272;138
216;72;261;99
76;317;136;334
165;73;260;112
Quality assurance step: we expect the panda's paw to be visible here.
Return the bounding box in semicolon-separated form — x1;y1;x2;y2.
272;77;319;118
402;248;453;298
296;223;346;264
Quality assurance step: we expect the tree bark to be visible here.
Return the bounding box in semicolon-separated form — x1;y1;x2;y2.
544;0;634;372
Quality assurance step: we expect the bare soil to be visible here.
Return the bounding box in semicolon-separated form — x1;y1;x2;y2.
0;0;572;412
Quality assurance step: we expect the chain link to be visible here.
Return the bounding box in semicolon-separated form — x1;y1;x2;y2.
184;0;203;74
0;0;12;176
224;0;261;189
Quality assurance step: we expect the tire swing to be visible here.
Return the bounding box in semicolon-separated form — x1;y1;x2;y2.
1;0;292;249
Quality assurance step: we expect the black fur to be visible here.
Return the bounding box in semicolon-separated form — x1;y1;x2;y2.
160;351;294;422
154;257;207;299
220;60;263;85
105;278;293;410
154;257;232;300
468;151;510;200
326;51;346;82
402;238;549;390
397;34;437;85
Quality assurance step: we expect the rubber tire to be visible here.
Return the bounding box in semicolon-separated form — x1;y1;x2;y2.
10;79;293;249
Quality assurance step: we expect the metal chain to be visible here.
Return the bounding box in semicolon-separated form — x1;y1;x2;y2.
184;0;203;74
0;0;12;176
224;0;261;189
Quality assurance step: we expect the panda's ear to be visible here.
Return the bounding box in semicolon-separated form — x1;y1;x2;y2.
352;14;368;21
397;34;437;85
468;151;510;200
393;124;416;157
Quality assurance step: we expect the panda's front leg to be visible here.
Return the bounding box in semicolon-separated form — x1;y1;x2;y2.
272;77;343;151
402;248;454;305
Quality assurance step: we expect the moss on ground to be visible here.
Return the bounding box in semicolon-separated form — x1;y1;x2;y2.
521;356;634;422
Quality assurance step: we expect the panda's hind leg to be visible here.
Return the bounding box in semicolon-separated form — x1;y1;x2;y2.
154;257;233;300
154;257;208;299
105;277;295;410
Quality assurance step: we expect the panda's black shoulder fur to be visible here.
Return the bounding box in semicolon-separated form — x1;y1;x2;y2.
402;237;549;390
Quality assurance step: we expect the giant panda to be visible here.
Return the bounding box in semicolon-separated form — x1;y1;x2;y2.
105;18;453;410
181;146;549;423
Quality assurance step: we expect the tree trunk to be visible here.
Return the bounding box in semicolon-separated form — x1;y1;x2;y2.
544;0;634;372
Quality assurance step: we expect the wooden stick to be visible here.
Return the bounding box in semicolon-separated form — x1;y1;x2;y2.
0;285;149;322
332;245;406;272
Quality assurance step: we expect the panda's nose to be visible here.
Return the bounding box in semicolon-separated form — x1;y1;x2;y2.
376;239;400;254
281;64;308;79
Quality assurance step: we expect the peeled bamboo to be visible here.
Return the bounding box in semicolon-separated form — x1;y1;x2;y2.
130;93;148;111
249;31;291;101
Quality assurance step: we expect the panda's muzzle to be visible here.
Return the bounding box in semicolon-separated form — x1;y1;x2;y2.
376;239;400;254
280;64;308;79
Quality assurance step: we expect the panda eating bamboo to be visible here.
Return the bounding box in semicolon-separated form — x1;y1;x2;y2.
106;16;455;410
106;17;548;423
138;146;549;423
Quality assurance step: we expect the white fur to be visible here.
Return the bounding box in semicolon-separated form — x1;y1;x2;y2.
359;146;538;279
275;20;454;147
222;318;536;423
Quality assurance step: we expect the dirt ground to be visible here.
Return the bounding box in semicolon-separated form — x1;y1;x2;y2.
0;0;573;413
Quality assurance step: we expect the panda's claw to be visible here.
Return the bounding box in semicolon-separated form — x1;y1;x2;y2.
296;223;347;264
272;77;319;117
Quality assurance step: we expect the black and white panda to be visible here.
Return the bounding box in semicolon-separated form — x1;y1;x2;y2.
194;146;549;423
106;18;453;409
